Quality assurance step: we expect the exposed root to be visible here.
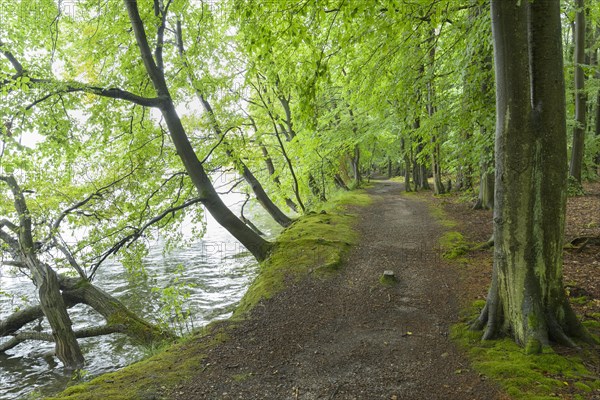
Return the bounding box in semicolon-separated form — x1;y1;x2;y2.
546;312;579;348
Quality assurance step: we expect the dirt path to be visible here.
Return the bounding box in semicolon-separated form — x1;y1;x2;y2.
174;180;504;399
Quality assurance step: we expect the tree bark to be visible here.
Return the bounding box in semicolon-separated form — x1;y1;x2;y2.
474;149;494;210
569;0;586;184
401;138;412;192
124;0;271;261
351;145;361;185
473;0;592;350
0;175;84;369
1;277;173;356
60;277;173;344
594;27;600;175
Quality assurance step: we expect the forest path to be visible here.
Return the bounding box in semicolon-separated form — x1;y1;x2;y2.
175;180;504;399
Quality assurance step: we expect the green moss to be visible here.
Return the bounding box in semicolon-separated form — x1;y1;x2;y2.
570;296;589;305
234;190;367;317
428;203;457;228
47;323;231;400
440;231;471;261
452;302;600;400
573;382;592;392
525;338;542;355
379;273;397;286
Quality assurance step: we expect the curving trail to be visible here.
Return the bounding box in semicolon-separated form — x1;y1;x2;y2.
174;180;505;399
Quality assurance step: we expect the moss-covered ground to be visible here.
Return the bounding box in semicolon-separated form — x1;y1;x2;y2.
47;189;370;400
453;301;600;400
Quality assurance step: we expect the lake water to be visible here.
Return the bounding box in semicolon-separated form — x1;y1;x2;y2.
0;193;280;399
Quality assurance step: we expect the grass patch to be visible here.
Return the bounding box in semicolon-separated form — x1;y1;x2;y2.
234;189;369;317
452;303;600;400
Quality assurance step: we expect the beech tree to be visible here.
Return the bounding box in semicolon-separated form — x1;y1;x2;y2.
471;0;593;350
569;0;587;185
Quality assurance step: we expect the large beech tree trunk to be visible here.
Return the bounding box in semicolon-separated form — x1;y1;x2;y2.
472;0;592;350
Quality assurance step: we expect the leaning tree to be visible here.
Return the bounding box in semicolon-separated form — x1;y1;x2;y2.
0;170;178;369
471;0;594;350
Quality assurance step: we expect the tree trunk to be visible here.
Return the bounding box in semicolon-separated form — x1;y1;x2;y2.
472;0;592;350
351;145;361;185
60;277;173;344
28;256;85;369
474;150;494;210
401;138;412;192
426;29;445;196
0;175;84;369
431;139;445;195
176;22;292;228
1;277;173;356
259;143;299;212
569;0;586;184
124;1;271;261
333;174;349;191
594;28;600;175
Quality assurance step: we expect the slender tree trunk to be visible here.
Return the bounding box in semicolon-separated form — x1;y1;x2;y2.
401;138;412;192
333;174;349;191
569;0;586;184
431;138;445;195
197;95;292;227
426;29;445;195
351;145;361;185
124;0;271;261
474;148;494;210
472;0;592;350
258;142;299;212
176;21;291;227
594;28;600;175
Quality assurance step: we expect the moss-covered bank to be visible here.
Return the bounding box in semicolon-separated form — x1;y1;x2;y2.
47;190;370;400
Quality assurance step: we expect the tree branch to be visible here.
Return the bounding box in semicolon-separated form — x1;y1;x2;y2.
0;325;126;353
124;0;168;94
0;175;35;250
0;219;18;238
28;80;164;108
89;196;204;278
0;40;25;75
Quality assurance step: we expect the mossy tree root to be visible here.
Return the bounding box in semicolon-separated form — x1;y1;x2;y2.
470;282;596;351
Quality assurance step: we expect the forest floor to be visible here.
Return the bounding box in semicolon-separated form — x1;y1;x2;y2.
170;180;509;399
